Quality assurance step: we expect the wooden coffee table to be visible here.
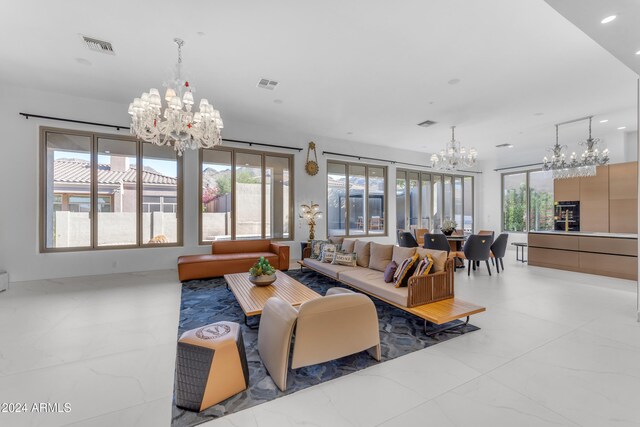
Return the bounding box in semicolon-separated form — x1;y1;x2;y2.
224;270;321;328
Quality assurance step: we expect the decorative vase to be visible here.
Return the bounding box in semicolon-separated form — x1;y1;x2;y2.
442;229;454;236
308;221;316;240
249;274;277;286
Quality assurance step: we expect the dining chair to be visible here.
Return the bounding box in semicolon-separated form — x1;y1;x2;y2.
398;231;419;248
413;228;429;246
490;233;509;273
478;230;495;264
423;233;451;254
462;235;493;276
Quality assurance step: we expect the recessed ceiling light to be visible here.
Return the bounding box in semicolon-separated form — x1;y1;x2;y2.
618;126;627;130
600;119;609;123
636;50;640;55
601;15;616;24
447;78;461;85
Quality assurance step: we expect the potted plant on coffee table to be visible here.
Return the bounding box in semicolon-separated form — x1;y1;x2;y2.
249;256;277;286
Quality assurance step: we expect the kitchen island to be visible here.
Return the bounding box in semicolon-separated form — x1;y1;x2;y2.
528;231;638;280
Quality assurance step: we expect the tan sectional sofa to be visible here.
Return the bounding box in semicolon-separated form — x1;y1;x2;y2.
302;239;454;308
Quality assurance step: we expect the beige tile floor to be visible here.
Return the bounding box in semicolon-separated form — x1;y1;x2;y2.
0;256;638;427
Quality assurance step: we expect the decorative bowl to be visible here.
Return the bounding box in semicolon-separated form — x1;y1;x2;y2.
249;274;276;286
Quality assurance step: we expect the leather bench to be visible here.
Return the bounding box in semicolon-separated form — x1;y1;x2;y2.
178;239;290;282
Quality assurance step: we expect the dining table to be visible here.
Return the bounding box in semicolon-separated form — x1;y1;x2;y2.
446;235;467;268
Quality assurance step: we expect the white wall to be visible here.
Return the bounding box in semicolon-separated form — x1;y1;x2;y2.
1;83;479;282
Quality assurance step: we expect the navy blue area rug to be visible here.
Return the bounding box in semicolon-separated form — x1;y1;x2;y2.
172;269;479;427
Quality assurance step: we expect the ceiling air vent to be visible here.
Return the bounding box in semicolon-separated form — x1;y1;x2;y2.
417;120;437;128
257;78;279;90
495;143;514;148
81;35;115;55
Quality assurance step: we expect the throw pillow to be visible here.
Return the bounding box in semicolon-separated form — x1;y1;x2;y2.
354;240;371;268
332;252;357;267
321;243;338;263
393;254;419;288
412;255;433;277
383;261;398;283
329;236;344;245
310;239;328;259
369;243;394;272
392;246;417;265
341;238;357;253
416;248;447;272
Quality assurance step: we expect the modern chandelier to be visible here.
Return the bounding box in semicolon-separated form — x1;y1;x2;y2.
543;116;609;180
430;126;477;170
128;38;223;155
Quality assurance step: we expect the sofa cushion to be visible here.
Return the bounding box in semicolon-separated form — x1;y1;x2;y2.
329;236;344;245
339;269;408;307
416;248;447;272
412;255;433;277
392;246;416;265
309;240;329;259
341;239;357;253
178;252;277;264
304;258;359;279
211;239;271;254
369;243;394;272
320;243;338;263
354;241;371;268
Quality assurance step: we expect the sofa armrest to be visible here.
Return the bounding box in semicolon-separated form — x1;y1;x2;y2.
270;243;290;271
406;258;455;307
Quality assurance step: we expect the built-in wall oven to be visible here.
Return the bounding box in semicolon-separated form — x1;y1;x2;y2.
554;201;580;231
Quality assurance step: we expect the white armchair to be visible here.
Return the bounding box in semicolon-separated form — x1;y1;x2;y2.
258;287;381;391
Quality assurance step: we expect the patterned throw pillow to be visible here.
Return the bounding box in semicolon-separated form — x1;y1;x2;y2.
310;239;328;259
393;254;419;288
321;243;338;263
332;252;357;267
412;255;433;277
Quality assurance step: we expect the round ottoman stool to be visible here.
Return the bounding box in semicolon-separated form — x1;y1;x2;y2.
175;321;249;411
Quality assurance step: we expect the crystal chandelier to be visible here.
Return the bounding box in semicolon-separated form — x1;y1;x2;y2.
543;116;608;180
430;126;477;170
128;38;223;156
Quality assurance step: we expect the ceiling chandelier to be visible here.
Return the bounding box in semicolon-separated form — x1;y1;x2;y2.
543;116;608;180
128;38;223;156
430;126;477;170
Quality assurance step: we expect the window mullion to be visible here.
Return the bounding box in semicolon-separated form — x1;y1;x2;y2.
91;134;98;249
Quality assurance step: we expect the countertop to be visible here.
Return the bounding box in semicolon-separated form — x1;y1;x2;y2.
528;230;638;239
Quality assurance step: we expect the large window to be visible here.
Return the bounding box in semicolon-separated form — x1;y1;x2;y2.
40;127;182;251
502;169;554;232
327;161;387;236
199;148;293;243
396;170;474;233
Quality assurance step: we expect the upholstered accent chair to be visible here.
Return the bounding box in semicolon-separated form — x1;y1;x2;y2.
423;233;451;254
258;288;381;391
412;228;429;246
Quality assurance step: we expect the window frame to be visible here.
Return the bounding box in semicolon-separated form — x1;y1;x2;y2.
500;168;554;233
198;146;295;244
326;160;388;237
396;169;474;233
39;126;184;253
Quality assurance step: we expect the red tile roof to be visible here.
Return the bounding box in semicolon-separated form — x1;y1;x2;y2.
54;159;177;185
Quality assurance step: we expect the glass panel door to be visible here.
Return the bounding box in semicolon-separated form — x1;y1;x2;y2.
349;165;366;235
454;176;463;230
328;163;347;236
368;166;385;234
396;171;406;231
202;149;232;241
142;143;178;244
432;175;443;230
235;152;263;240
421;173;431;231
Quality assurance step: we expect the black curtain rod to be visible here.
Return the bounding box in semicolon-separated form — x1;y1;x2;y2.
494;162;543;172
18;112;302;152
322;150;482;174
20;112;131;131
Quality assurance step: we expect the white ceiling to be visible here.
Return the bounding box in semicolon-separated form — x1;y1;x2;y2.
1;0;637;160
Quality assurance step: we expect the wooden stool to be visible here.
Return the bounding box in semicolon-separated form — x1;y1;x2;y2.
175;321;249;411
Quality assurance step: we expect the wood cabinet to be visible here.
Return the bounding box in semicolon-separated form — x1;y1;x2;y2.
554;178;580;202
609;162;638;233
552;162;637;234
528;232;638;280
579;165;609;232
